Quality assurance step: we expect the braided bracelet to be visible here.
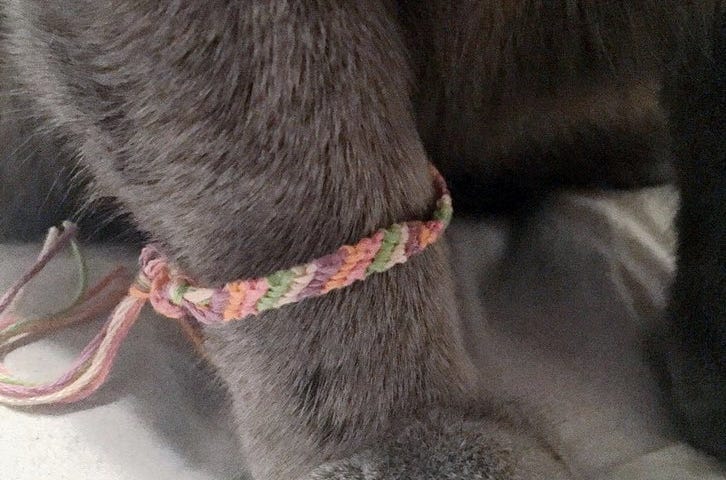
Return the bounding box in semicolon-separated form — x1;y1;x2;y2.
0;165;452;406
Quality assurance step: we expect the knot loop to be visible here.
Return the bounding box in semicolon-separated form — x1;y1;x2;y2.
133;245;188;319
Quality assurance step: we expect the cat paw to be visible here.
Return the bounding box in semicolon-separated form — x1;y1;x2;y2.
304;412;572;479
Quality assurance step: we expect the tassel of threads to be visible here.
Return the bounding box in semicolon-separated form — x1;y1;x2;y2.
0;223;137;405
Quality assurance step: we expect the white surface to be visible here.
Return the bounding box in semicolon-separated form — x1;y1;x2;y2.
0;187;723;479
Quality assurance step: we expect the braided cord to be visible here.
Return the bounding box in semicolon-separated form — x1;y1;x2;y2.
0;165;452;405
135;166;452;325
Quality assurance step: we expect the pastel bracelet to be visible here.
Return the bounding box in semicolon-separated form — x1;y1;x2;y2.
0;165;452;406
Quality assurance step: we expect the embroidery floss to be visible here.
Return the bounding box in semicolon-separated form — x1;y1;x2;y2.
0;166;452;406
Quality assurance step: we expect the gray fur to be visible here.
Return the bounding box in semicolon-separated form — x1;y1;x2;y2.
0;1;721;478
0;59;76;240
305;409;572;479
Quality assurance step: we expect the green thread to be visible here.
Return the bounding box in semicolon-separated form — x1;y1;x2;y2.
367;225;401;273
0;229;87;339
257;269;296;311
170;284;189;305
0;373;25;386
433;200;453;223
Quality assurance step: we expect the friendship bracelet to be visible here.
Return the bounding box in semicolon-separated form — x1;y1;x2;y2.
0;165;452;406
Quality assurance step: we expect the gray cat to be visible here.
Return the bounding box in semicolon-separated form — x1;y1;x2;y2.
0;1;722;478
